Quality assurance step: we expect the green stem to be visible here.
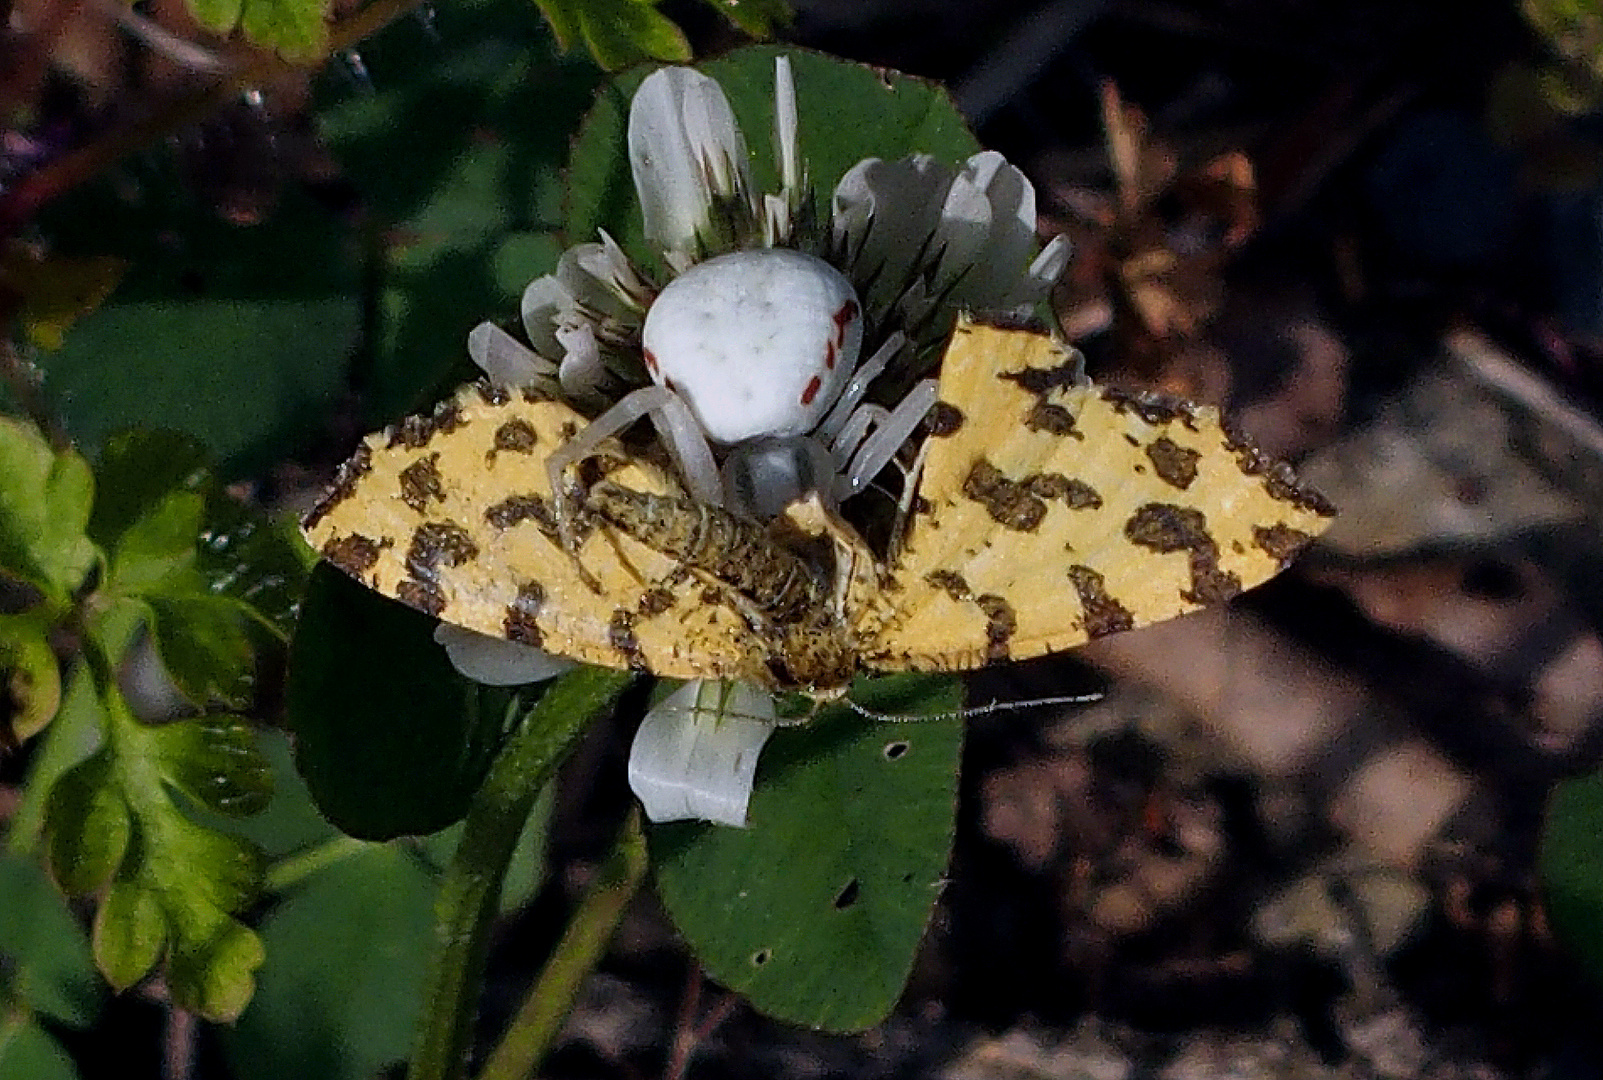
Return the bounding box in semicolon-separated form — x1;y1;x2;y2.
263;835;371;894
478;809;648;1080
406;667;634;1080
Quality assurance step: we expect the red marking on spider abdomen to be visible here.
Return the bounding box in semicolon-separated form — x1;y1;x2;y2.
644;348;658;375
832;299;858;345
800;375;822;405
825;341;836;369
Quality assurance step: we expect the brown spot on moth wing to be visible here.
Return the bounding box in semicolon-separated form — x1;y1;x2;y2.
860;317;1335;672
302;380;770;682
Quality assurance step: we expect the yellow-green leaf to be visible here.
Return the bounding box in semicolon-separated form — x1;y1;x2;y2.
0;614;61;744
0;416;96;605
92;880;166;992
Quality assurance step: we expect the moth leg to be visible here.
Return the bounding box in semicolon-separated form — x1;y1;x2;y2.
888;433;935;564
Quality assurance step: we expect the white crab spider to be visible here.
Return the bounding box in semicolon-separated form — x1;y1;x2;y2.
538;247;939;523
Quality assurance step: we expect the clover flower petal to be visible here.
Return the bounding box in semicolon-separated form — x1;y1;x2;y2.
629;66;753;258
467;322;557;389
433;624;577;685
627;680;777;826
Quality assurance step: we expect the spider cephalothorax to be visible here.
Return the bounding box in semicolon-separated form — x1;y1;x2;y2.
542;247;936;526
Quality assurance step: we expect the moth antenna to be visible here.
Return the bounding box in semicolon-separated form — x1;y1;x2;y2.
846;691;1103;723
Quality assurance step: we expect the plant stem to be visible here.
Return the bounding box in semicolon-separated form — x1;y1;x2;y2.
478;809;648;1080
406;667;633;1080
262;835;372;894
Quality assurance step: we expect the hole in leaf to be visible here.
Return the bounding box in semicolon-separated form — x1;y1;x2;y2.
751;948;772;967
834;878;861;909
883;740;909;760
1461;558;1523;601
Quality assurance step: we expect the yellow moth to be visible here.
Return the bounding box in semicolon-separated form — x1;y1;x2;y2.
304;318;1334;694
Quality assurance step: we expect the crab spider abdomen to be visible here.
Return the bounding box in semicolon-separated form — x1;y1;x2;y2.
641;248;863;445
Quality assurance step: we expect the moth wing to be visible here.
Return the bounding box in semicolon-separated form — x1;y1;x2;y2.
303;382;768;681
859;318;1335;671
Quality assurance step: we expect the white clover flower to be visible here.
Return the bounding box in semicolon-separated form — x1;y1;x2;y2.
449;56;1069;828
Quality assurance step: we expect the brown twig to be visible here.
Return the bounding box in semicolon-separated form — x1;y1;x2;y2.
0;0;426;235
662;965;738;1080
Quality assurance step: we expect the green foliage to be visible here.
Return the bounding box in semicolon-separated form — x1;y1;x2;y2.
533;0;690;69
312;0;598;421
228;845;439;1080
0;853;102;1028
219;729;554;1080
0;408;303;1022
287;564;514;839
48;692;271;1020
1543;768;1603;984
36;186;360;478
566;45;982;266
652;673;963;1032
185;0;327;59
0;1017;79;1080
0;614;61;743
691;0;790;37
90;429;290;711
533;0;789;70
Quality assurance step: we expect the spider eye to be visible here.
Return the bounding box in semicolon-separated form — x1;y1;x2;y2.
642;249;863;444
721;435;834;520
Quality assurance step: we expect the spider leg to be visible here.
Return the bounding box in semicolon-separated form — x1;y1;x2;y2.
816;331;905;443
545;385;724;551
835;378;939;501
828;403;890;463
888;434;935;563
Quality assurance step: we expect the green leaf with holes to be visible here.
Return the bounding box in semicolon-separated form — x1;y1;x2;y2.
565;46;981;268
650;672;962;1032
